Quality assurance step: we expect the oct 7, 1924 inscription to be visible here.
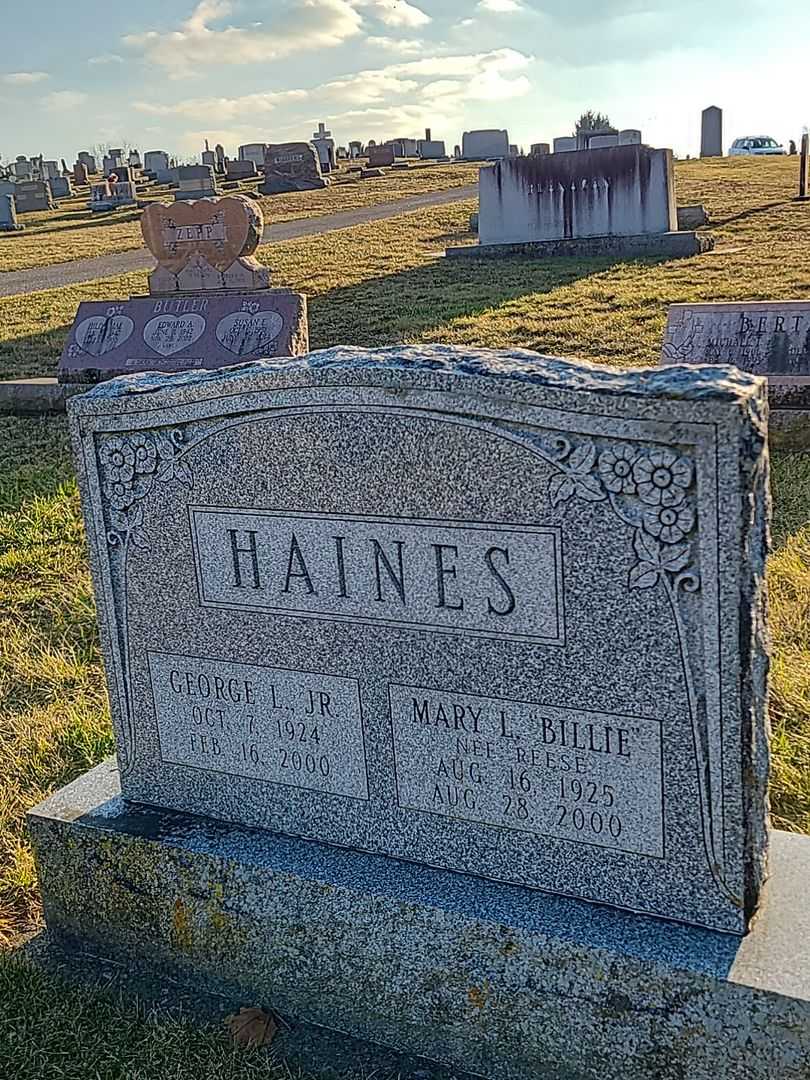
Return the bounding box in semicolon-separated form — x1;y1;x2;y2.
68;348;769;933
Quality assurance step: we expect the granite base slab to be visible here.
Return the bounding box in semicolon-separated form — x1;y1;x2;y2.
445;231;713;260
29;760;810;1080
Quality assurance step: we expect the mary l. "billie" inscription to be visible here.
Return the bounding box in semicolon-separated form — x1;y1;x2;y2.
190;509;565;644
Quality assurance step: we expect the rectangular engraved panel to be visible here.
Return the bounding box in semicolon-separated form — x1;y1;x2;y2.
149;651;368;800
190;509;564;644
390;684;664;857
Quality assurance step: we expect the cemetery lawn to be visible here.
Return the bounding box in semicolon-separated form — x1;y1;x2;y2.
0;154;809;1070
0;162;479;273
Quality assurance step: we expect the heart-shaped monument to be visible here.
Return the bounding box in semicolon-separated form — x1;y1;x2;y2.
215;310;285;356
141;196;263;275
74;315;135;357
143;313;207;357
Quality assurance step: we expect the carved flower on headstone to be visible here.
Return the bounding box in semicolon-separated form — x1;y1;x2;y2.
642;503;695;545
100;436;136;483
632;449;692;507
131;433;158;475
103;479;136;511
597;445;637;494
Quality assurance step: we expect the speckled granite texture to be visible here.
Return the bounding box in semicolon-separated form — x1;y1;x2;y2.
66;347;770;933
29;762;810;1080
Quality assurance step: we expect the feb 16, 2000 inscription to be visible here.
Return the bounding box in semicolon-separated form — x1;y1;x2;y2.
149;651;369;799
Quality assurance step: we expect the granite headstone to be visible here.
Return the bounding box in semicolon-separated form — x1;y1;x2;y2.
60;346;768;935
0;193;23;232
260;143;328;194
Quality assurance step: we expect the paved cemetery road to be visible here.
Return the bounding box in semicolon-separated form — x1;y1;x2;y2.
0;185;478;299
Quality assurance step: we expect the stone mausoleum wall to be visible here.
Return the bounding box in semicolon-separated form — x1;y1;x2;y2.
479;145;677;246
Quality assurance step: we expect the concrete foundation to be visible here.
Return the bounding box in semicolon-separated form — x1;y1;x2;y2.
29;760;810;1080
446;231;714;261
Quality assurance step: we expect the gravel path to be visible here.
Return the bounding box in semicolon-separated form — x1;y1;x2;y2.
0;185;478;299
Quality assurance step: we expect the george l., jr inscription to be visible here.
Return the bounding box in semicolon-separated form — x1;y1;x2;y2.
67;347;770;933
149;652;368;799
191;510;564;643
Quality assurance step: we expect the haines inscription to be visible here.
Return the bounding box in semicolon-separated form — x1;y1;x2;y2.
190;509;564;644
149;652;368;799
390;685;664;857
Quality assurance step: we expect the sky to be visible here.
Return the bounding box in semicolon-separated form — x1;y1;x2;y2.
1;0;808;165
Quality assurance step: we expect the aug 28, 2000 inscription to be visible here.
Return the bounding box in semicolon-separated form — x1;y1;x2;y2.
390;685;664;857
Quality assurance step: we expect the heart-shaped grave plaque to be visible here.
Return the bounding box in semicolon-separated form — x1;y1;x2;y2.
140;196;263;275
74;315;135;357
143;313;206;357
215;310;285;356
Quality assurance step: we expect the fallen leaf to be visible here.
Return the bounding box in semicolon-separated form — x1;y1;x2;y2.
225;1006;278;1048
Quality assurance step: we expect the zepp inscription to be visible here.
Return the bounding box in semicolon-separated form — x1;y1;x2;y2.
190;509;564;644
148;651;368;800
390;685;664;857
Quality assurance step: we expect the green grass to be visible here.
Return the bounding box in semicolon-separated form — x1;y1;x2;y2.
0;162;479;273
0;153;809;1076
0;955;321;1080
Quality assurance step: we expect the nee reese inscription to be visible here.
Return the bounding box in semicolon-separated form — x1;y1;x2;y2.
191;510;564;644
390;686;664;857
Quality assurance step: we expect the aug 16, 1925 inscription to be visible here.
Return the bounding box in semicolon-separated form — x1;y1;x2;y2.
390;685;664;857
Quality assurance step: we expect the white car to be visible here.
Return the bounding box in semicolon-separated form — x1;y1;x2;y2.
729;136;786;156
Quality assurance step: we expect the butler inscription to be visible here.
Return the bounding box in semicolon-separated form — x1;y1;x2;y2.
390;686;664;857
191;510;564;644
68;346;770;933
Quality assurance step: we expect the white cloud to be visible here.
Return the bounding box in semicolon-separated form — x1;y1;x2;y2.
353;0;431;28
43;90;89;111
2;71;49;85
125;0;363;75
477;0;525;11
88;54;125;65
134;47;532;127
365;35;425;54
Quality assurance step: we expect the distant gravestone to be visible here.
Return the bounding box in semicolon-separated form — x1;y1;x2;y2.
662;302;810;377
225;160;258;181
13;180;54;213
73;161;89;185
450;146;712;260
49;175;73;199
144;151;170;175
619;129;642;145
530;143;550;156
462;129;509;159
701;107;723;158
0;193;23;232
553;136;577;153
366;145;395;168
174;165;218;202
78;151;97;173
260;143;327;194
58;194;307;384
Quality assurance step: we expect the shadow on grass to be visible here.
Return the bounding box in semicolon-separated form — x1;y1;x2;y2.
710;200;792;228
306;249;669;351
